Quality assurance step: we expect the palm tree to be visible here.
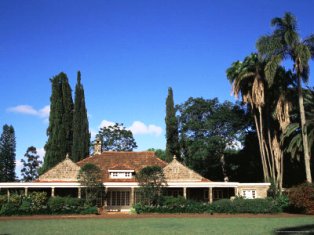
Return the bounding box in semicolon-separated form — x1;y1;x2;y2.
257;12;314;183
227;53;271;182
283;88;314;163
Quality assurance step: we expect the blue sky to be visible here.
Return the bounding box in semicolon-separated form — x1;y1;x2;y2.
0;0;313;177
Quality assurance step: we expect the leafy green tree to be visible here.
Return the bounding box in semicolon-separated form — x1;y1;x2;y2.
72;71;90;162
257;12;314;183
43;72;74;172
0;124;16;182
165;87;180;162
147;148;166;161
176;97;248;181
77;163;103;206
97;123;137;152
135;166;167;206
21;146;42;182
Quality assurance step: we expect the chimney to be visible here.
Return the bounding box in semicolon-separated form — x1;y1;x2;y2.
94;138;102;155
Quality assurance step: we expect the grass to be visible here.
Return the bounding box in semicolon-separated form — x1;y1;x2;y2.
1;216;314;234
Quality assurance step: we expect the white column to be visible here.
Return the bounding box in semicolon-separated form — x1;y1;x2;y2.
7;189;10;201
234;187;239;197
130;187;135;206
51;187;55;197
105;187;108;207
25;187;28;196
208;187;213;204
183;187;187;199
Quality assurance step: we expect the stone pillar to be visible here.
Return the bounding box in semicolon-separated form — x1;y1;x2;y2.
51;187;55;197
78;187;81;199
130;187;135;206
183;187;187;199
208;187;213;204
25;187;28;196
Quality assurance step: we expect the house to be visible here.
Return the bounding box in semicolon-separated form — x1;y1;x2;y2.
0;145;270;212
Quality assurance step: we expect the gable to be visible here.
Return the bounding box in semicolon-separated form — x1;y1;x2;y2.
76;151;167;182
39;158;81;182
163;158;210;182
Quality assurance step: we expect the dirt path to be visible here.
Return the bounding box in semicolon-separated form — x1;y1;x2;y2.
0;213;311;221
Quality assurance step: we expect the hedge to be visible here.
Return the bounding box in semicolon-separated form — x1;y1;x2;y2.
134;196;287;214
0;192;99;216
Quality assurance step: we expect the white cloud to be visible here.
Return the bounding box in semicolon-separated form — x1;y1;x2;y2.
90;129;98;139
7;105;38;115
98;120;115;129
96;120;163;137
36;147;45;162
7;105;50;120
128;121;162;136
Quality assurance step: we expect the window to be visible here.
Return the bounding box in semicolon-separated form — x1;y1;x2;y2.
214;190;223;200
204;190;209;200
108;191;130;206
109;170;134;179
242;190;256;199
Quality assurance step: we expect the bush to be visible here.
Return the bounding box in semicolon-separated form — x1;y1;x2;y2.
0;203;19;216
211;198;281;214
80;206;98;215
288;183;314;215
0;195;7;208
134;196;211;214
48;196;84;214
134;196;283;214
18;199;32;214
29;192;48;211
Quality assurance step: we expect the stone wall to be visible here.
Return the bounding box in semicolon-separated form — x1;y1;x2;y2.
163;158;204;182
237;185;269;198
39;158;81;182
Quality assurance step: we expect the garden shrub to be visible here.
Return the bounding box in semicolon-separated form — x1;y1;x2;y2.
288;183;314;215
211;198;281;214
18;199;32;214
0;203;19;216
134;196;283;214
29;192;48;211
80;206;98;215
47;196;84;214
0;194;7;207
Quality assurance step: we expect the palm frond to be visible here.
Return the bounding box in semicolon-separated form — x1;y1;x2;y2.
264;55;282;86
304;34;314;58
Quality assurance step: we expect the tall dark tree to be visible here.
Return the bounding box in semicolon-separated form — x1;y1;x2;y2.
21;146;42;182
72;71;90;162
97;123;137;152
165;87;180;162
0;124;16;182
43;72;73;172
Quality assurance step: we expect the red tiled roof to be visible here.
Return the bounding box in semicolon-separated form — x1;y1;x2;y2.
76;151;167;182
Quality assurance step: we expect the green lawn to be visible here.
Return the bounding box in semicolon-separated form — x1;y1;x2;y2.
1;217;314;235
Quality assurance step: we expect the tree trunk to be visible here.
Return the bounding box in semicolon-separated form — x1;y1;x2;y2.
253;112;269;182
297;76;312;183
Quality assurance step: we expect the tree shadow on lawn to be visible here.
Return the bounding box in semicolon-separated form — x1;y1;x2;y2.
274;224;314;235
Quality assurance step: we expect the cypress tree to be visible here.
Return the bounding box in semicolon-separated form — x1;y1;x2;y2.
0;124;16;182
43;72;73;171
72;71;90;162
165;87;180;162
